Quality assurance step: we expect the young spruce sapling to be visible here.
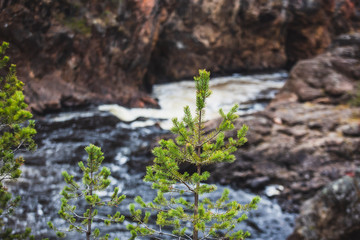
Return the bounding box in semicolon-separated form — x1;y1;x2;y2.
48;144;126;240
128;69;260;240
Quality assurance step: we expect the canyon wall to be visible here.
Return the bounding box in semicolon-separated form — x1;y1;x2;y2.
0;0;358;112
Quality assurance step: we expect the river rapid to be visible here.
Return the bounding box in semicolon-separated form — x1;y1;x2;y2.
7;72;295;239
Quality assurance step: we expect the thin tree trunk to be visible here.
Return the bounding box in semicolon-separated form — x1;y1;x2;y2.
87;201;92;240
87;161;94;240
193;110;202;240
193;164;201;240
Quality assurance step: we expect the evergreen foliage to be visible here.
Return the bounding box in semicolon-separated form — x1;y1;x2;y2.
128;70;260;240
0;42;37;239
48;144;126;240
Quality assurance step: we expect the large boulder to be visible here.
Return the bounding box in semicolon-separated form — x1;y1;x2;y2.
287;170;360;240
280;33;360;104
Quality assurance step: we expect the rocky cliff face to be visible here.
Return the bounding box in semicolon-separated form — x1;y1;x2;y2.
0;0;174;112
145;0;359;84
0;0;359;112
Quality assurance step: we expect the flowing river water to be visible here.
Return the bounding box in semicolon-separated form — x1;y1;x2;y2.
7;72;295;239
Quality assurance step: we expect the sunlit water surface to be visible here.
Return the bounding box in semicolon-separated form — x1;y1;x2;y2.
7;72;295;239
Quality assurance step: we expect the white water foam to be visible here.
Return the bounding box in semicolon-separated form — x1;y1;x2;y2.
99;72;287;129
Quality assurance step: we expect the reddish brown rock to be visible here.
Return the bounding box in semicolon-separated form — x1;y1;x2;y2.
285;0;357;65
0;0;174;113
145;0;359;85
0;0;359;113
